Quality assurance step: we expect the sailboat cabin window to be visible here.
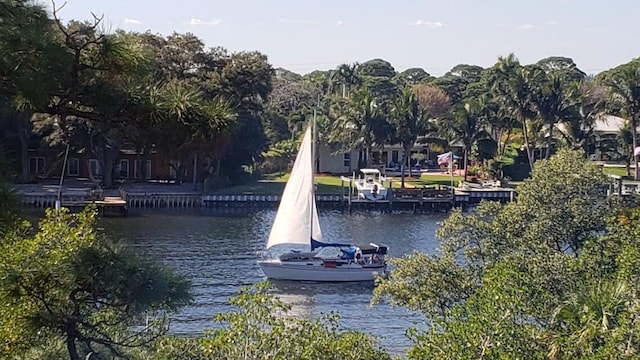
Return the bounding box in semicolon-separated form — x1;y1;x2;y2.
343;153;350;167
67;158;79;176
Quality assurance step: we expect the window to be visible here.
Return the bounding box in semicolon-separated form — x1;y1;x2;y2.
89;159;101;177
343;153;350;167
67;158;79;176
29;157;45;177
391;151;399;164
169;161;179;179
134;160;152;180
119;159;129;178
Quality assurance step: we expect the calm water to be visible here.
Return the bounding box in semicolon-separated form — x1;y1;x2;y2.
99;208;447;354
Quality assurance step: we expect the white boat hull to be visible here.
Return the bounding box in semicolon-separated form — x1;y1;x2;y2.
258;259;386;282
357;187;388;201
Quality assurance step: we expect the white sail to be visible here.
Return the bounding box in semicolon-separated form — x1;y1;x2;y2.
266;126;322;249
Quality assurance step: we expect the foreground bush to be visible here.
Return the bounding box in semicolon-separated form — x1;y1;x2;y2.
156;283;392;360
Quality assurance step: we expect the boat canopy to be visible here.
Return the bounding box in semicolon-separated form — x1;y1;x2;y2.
360;244;388;255
311;239;352;251
359;168;381;175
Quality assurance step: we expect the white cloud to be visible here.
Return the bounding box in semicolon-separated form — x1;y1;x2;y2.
124;18;142;25
277;18;320;25
515;24;535;30
411;20;444;28
189;18;222;26
336;20;344;26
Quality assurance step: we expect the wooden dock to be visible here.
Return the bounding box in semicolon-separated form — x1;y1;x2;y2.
62;196;128;216
16;181;519;214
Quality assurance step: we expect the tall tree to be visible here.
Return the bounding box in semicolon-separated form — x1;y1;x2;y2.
0;0;67;182
440;98;489;180
331;63;360;99
329;89;381;168
0;207;192;360
391;86;429;187
600;60;640;180
488;54;537;172
557;79;606;152
527;67;579;159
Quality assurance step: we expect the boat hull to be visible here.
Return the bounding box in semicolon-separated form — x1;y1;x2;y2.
258;259;386;282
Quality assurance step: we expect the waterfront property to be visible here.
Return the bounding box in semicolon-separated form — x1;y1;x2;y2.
14;179;518;214
14;172;640;213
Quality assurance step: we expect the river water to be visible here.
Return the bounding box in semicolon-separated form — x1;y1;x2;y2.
99;208;447;355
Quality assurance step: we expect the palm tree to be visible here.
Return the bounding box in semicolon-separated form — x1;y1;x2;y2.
547;280;631;359
557;79;605;153
527;68;579;159
331;63;360;99
488;54;537;172
601;61;640;180
391;87;432;187
440;98;489;181
328;89;380;170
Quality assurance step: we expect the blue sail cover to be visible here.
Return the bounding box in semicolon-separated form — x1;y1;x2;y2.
311;239;352;251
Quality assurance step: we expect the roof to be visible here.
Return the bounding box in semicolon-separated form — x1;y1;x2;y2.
359;168;381;174
594;115;627;134
557;115;640;136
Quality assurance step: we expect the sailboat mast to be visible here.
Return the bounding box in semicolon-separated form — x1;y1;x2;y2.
310;107;317;242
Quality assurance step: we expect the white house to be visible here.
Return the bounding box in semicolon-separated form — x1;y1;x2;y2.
316;142;443;174
557;115;640;162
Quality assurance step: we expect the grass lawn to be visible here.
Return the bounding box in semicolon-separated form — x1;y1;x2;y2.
212;164;636;195
213;173;465;195
602;166;632;178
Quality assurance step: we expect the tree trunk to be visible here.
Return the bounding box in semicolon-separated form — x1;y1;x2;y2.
400;145;411;188
545;119;554;159
18;130;29;182
102;149;115;188
632;116;639;180
192;152;198;190
521;118;535;173
135;151;143;182
463;147;469;181
66;335;80;360
87;159;98;186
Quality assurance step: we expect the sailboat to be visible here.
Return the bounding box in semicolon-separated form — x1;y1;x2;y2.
258;120;388;282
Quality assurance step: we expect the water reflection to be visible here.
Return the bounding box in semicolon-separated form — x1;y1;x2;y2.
97;208;443;354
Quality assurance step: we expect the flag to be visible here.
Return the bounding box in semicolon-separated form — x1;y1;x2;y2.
437;152;452;166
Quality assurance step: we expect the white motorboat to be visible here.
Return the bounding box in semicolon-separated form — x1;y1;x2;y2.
354;168;388;201
257;120;388;282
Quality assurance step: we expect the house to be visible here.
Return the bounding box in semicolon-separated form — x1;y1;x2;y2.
556;115;640;162
26;146;186;183
316;141;451;174
589;115;639;162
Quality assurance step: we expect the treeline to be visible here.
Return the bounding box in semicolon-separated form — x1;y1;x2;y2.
268;56;640;183
2;2;640;190
1;1;272;188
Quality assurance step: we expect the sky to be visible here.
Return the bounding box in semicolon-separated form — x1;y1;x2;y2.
47;0;640;77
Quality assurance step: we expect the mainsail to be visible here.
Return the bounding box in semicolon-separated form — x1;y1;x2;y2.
266;125;322;249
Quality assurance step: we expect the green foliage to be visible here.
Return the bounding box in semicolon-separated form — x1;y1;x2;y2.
0;207;192;359
374;149;632;359
407;262;548;359
155;283;391;360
